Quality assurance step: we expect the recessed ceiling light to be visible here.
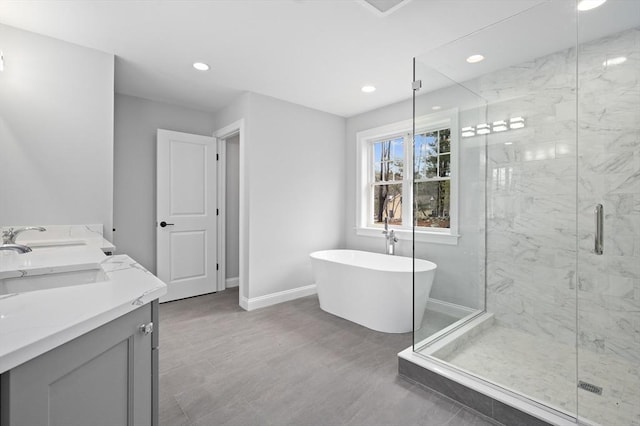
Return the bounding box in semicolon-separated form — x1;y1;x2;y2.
577;0;607;11
466;54;485;64
432;106;442;110
361;85;376;93
193;62;210;71
603;56;627;67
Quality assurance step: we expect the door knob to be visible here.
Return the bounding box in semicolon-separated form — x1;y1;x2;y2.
159;221;174;228
139;322;154;335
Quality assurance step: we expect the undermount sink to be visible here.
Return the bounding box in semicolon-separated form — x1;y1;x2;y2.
0;266;109;295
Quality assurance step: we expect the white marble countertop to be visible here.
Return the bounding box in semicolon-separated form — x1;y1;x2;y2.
0;246;106;278
23;236;115;252
0;247;166;373
1;224;116;253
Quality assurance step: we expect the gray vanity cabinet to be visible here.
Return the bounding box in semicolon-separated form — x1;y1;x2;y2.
0;302;157;426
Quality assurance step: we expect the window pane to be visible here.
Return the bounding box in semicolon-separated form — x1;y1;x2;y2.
414;181;450;228
374;161;382;182
373;184;402;226
425;132;438;151
390;160;403;180
374;139;403;181
382;141;392;161
414;132;438;179
415;155;438;179
391;138;404;179
415;132;438;156
380;160;394;181
374;141;392;162
439;129;451;153
373;144;386;182
374;143;383;163
391;138;404;161
439;154;451;177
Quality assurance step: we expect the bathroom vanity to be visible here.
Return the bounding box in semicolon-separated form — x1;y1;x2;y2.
0;244;166;425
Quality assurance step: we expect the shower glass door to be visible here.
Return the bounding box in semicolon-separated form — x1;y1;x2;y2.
413;0;581;420
410;62;487;347
412;1;640;423
576;2;640;425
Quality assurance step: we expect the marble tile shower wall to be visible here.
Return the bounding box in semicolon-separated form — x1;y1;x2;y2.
476;27;639;363
481;42;579;346
577;27;639;365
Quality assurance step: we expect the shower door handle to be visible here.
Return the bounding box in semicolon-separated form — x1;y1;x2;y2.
594;204;603;255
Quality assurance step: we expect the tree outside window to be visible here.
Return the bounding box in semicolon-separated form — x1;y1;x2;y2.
372;137;403;225
413;128;451;228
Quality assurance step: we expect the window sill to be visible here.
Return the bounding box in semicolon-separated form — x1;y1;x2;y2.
355;227;460;245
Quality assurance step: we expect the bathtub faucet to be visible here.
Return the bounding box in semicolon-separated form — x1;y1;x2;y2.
382;218;398;255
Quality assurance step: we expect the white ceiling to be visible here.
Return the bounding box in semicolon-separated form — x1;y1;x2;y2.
0;0;636;117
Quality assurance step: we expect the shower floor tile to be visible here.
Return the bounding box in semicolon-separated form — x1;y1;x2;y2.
431;324;640;426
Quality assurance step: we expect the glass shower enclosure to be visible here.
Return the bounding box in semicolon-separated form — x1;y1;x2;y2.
411;1;639;424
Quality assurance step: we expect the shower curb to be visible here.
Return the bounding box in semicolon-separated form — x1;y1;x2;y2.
398;348;573;426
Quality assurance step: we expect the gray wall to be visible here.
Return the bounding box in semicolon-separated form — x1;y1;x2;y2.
247;93;346;298
214;92;346;301
113;94;215;273
0;24;114;239
214;93;250;133
225;134;240;279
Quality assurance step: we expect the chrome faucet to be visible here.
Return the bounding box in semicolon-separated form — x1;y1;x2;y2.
0;244;32;254
382;218;398;255
2;226;46;245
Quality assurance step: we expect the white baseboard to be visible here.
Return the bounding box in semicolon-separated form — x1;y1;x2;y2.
239;295;249;311
225;276;239;288
427;298;475;318
244;284;317;311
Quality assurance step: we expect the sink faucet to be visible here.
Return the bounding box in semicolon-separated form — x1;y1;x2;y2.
382;218;398;255
0;244;32;254
2;226;46;245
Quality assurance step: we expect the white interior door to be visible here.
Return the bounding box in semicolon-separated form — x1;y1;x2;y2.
156;129;217;302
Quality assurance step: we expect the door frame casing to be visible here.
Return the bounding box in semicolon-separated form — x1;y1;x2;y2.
216;137;226;293
214;119;246;309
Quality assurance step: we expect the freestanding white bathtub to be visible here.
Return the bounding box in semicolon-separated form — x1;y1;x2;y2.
309;250;437;333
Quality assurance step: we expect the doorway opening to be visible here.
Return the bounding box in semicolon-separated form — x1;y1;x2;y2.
214;119;246;309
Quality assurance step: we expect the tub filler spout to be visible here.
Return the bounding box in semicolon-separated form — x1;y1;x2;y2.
382;218;398;255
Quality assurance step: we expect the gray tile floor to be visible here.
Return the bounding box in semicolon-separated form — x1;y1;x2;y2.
159;288;499;426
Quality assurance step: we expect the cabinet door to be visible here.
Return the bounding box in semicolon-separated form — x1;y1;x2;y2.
1;305;152;426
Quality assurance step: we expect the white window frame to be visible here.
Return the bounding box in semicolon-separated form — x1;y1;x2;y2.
355;109;459;245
